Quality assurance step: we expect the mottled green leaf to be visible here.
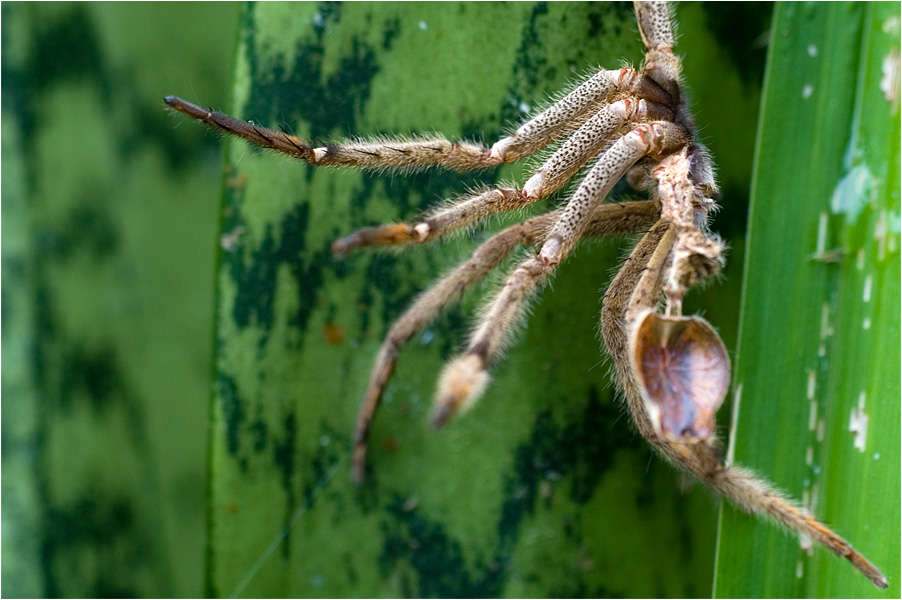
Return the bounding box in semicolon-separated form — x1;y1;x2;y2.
208;3;768;597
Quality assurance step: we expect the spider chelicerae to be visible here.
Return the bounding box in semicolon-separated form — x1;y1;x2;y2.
167;1;886;588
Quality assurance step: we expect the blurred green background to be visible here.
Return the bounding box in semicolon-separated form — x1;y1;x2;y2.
3;3;240;596
3;2;896;599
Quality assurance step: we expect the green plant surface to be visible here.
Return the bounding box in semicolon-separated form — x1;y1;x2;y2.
206;3;768;597
1;4;238;596
713;2;901;597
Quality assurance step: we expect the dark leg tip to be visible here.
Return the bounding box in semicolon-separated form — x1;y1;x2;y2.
430;403;454;429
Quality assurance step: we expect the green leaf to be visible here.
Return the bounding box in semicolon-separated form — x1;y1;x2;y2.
208;3;769;597
714;2;901;597
1;4;237;596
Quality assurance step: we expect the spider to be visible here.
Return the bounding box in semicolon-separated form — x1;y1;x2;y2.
166;1;886;589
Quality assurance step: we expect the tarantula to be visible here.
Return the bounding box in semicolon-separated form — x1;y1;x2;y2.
166;1;886;588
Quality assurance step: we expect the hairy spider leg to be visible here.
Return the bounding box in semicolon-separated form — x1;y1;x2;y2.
166;0;887;587
351;200;660;483
169;71;646;257
334;96;660;255
602;227;890;590
540;121;687;266
165;69;632;173
168;68;671;257
635;0;675;53
165;96;316;161
601;165;888;589
431;126;666;424
522;98;672;199
319;68;638;168
634;1;682;102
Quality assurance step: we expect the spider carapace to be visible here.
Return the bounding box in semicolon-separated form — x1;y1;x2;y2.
167;1;887;588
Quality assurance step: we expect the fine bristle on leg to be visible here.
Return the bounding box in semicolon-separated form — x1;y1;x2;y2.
600;167;887;588
332;99;665;256
634;1;675;52
165;96;316;162
352;201;660;482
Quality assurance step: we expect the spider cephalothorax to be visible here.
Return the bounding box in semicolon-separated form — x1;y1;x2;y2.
167;1;886;588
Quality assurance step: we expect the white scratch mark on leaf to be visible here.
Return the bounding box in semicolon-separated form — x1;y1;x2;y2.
875;209;888;261
830;164;874;222
807;371;818;430
819;302;833;340
725;383;742;467
799;531;813;554
808;399;818;431
221;226;246;252
815;211;828;256
849;391;869;452
880;48;900;112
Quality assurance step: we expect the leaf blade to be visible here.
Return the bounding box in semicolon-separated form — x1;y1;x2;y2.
714;2;901;597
